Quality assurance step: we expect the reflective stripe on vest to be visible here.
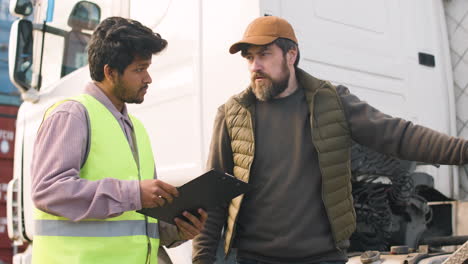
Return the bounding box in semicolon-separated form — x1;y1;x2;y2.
32;94;159;264
35;220;159;239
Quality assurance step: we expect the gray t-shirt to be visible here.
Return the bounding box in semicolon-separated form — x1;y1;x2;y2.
234;87;346;263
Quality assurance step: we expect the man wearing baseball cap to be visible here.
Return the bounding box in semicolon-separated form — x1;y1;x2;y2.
193;16;468;264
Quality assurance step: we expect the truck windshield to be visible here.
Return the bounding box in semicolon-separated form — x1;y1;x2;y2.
38;0;116;90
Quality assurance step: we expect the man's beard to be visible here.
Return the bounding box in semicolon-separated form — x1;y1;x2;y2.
251;61;290;102
114;78;146;104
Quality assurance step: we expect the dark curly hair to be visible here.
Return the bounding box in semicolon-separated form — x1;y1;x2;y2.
87;16;168;81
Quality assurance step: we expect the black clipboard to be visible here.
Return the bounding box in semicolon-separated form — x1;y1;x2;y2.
137;169;251;224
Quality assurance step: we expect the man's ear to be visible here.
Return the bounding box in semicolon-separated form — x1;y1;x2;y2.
103;64;117;84
287;48;298;66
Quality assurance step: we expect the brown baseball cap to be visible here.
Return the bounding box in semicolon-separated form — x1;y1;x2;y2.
229;16;298;54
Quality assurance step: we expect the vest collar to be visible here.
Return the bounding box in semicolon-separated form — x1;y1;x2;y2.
296;68;328;107
234;86;256;110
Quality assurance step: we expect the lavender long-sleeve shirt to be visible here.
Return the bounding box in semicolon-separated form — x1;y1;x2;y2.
31;82;182;246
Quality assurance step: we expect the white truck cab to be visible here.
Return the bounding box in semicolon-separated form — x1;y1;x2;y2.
6;0;463;263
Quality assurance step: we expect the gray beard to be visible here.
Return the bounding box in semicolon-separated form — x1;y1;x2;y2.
252;72;290;101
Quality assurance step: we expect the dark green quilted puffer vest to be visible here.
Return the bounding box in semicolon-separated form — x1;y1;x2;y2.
222;68;356;255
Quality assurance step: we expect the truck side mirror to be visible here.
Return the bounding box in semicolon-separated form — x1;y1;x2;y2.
60;1;101;77
68;1;101;31
9;19;33;92
9;0;33;17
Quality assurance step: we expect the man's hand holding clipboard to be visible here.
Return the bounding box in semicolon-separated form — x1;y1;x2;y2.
137;169;251;226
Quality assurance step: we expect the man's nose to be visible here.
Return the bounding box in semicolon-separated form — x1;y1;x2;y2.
250;58;262;72
144;72;152;84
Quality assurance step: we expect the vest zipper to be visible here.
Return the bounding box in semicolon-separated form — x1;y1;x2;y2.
137;164;152;264
226;198;243;258
130;129;152;264
226;110;255;258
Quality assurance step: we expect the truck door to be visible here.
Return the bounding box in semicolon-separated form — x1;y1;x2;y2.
262;0;455;196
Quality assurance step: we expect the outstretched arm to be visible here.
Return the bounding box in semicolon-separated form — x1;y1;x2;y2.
338;85;468;165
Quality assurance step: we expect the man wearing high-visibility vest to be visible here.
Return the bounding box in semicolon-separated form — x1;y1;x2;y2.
31;17;207;264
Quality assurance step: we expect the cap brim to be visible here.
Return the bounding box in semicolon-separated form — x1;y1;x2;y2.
229;36;278;54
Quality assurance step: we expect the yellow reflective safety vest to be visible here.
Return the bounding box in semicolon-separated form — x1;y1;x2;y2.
32;94;159;264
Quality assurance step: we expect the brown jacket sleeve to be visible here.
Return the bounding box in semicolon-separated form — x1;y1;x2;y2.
158;221;185;247
192;106;233;264
337;85;468;164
